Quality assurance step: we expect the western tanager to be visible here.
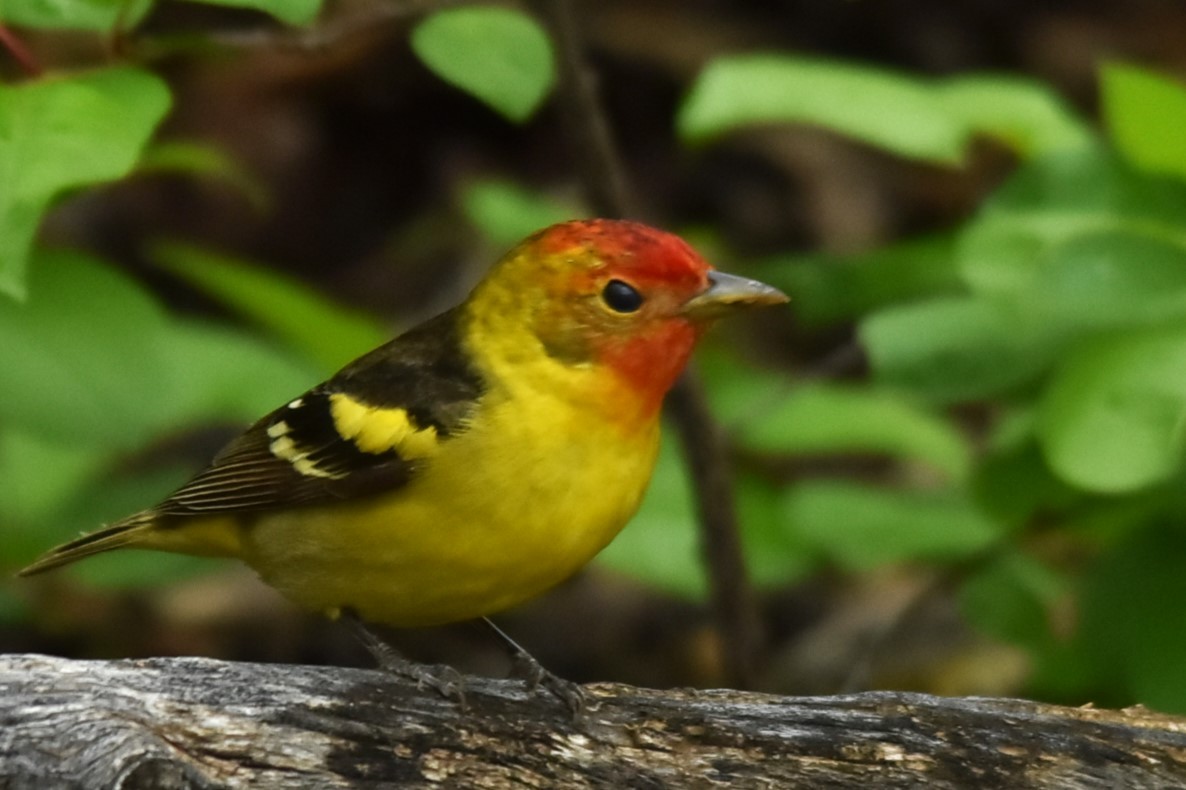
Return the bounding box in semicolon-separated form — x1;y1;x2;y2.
20;219;786;706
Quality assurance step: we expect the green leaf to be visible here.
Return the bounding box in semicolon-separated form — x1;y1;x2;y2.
736;474;816;589
0;67;171;299
1076;524;1186;713
0;249;173;446
1102;62;1186;182
861;296;1053;403
1039;327;1186;493
5;321;315;575
462;179;580;248
960;551;1065;648
735;382;971;484
753;232;961;326
0;431;109;566
936;75;1095;159
412;7;555;123
973;438;1079;527
0;431;107;528
783;481;1000;571
186;0;322;25
678;56;1092;164
154;319;319;427
0;0;153;31
139;140;270;212
958;150;1186;302
678;55;967;163
150;241;388;373
1025;231;1186;333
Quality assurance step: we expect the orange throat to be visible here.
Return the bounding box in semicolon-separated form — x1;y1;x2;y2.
595;319;701;421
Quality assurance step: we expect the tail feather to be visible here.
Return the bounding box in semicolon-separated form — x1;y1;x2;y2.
18;513;155;577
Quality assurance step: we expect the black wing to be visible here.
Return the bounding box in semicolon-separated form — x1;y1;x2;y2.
153;308;486;520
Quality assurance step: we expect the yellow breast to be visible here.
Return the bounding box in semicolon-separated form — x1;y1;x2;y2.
241;364;661;627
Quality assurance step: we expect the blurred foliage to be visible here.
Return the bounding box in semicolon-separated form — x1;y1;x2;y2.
5;1;1186;716
0;0;320;29
678;55;1093;163
150;241;387;372
410;7;555;123
0;67;170;298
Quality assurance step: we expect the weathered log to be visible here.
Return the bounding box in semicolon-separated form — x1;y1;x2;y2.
1;653;1184;788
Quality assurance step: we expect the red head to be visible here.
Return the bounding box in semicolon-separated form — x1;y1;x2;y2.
466;219;786;422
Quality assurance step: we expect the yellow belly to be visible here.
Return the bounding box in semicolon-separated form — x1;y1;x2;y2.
239;391;660;627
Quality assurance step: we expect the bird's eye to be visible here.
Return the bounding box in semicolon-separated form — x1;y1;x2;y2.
601;279;644;313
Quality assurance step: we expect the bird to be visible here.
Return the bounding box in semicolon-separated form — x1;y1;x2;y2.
19;218;787;709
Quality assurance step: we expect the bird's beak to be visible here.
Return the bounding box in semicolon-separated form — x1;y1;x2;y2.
682;270;788;320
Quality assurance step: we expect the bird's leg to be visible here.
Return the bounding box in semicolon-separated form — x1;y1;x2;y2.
342;610;467;709
482;617;587;716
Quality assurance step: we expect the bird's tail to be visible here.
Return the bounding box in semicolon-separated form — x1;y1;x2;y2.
17;512;156;577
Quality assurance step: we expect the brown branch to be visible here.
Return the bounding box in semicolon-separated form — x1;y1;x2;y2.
529;0;638;218
4;654;1186;788
529;0;762;690
0;24;42;77
666;369;763;687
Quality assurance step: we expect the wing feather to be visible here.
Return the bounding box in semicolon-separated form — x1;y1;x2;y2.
152;308;485;522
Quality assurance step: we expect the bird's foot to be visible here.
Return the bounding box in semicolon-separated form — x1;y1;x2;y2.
510;649;587;717
483;617;588;718
344;612;467;709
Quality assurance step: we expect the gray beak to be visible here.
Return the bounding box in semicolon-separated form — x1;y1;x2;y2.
681;270;789;320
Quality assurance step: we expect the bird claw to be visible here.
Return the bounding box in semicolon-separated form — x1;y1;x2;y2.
345;612;468;709
510;647;588;718
406;662;468;710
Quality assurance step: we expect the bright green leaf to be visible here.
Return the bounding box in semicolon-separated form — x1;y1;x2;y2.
0;249;173;446
1102;62;1186;182
0;430;109;566
735;382;971;484
412;7;555;123
1039;327;1186;493
150;241;388;373
679;56;1093;163
154;319;320;427
783;481;1000;571
1026;231;1186;333
5;322;315;575
937;75;1095;159
0;67;171;298
678;54;967;163
0;0;153;30
753;233;961;326
0;431;107;527
861;296;1053;403
462;179;580;248
958;150;1186;302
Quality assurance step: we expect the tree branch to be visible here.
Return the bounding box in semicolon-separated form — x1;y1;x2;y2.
3;654;1185;788
529;0;763;690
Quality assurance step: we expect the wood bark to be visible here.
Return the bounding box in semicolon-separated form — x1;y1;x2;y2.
2;653;1184;789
